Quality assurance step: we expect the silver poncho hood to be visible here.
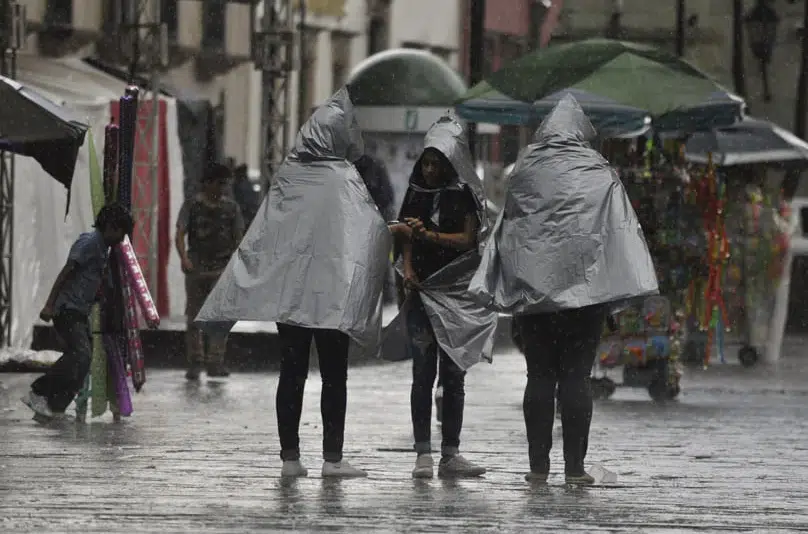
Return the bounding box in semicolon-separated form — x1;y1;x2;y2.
195;87;391;348
383;112;498;370
469;94;658;314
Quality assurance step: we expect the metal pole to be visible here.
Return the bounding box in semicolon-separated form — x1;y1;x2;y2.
468;0;485;160
297;0;307;131
675;0;686;57
0;0;22;346
732;0;747;97
259;2;275;193
148;0;162;297
795;0;808;140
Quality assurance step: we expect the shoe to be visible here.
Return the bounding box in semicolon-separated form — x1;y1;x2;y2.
206;365;230;378
565;472;595;485
412;454;434;479
438;454;486;478
280;460;309;478
185;366;202;381
322;460;367;478
21;391;53;418
525;472;549;483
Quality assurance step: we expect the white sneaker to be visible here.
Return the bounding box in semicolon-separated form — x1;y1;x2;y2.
281;460;309;478
322;460;367;478
21;391;53;418
412;454;434;479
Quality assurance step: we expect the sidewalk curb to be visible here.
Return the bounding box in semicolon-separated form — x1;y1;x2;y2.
6;315;515;373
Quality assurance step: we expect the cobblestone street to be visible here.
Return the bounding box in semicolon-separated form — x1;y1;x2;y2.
2;342;808;533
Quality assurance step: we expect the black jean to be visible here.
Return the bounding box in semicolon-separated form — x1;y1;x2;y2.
276;323;350;463
31;309;92;413
408;296;465;456
514;305;606;475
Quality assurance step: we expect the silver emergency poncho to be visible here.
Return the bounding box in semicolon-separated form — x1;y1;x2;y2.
469;94;658;315
195;87;391;349
382;112;498;370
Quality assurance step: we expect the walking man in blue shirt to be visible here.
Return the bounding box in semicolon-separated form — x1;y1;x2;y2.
22;203;133;420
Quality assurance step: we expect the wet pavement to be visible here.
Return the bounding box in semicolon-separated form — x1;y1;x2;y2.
2;342;808;533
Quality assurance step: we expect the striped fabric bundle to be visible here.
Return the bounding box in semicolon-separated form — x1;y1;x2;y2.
118;236;160;328
117;245;147;392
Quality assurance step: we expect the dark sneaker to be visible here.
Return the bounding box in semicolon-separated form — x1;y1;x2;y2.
206;366;230;378
565;472;595;485
525;472;549;483
185;366;202;381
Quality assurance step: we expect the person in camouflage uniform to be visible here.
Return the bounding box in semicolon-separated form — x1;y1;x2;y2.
175;163;245;380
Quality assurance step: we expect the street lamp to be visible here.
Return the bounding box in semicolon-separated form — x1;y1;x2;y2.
745;0;779;102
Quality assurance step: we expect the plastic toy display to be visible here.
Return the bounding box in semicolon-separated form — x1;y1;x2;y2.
593;296;683;401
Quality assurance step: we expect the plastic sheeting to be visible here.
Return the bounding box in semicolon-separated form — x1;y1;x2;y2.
195;87;392;349
469;94;658;315
382;112;497;370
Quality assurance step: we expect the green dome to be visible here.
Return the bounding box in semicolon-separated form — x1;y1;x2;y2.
348;49;468;107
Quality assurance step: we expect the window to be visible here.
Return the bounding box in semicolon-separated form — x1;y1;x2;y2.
367;0;390;55
482;35;497;77
202;0;226;51
528;1;547;50
501;36;526;67
298;29;319;126
331;32;352;93
104;0;135;29
162;0;178;41
45;0;72;26
500;126;521;165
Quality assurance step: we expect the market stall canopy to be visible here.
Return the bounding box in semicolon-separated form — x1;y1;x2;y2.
473;38;740;129
654;90;745;133
0;75;89;188
347;49;467;107
685;118;808;166
456;83;651;135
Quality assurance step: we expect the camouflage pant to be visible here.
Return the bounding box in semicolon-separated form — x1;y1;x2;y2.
185;272;228;367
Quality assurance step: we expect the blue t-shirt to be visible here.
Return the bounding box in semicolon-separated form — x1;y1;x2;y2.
53;230;109;316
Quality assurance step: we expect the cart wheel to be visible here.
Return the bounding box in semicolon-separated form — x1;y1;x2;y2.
591;377;617;400
648;361;680;402
738;346;759;368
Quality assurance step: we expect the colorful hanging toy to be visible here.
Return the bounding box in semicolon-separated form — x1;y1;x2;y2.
699;154;731;366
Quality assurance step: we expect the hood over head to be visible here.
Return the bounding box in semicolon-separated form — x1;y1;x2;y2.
533;93;598;145
414;111;486;201
291;86;364;162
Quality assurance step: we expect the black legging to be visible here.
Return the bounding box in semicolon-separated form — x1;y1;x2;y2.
276;323;350;463
514;305;606;476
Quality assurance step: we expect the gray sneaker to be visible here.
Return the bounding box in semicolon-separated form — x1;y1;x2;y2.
280;460;309;478
565;472;595;485
412;453;434;479
322;460;367;478
438;454;486;478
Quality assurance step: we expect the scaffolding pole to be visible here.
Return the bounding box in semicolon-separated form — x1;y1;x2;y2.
252;0;295;194
0;1;25;346
115;0;168;302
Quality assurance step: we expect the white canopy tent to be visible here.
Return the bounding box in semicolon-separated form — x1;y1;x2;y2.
9;55;185;348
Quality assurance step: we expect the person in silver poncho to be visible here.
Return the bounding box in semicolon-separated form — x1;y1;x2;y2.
388;112;497;479
194;87;392;479
469;95;658;485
